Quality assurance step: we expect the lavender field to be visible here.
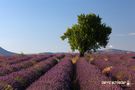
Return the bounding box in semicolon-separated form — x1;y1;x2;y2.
0;52;135;90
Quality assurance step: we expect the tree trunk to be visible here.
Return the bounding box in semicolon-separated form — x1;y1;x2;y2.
80;52;84;57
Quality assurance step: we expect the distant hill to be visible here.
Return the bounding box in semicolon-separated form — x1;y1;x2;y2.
39;52;54;54
98;49;135;54
0;47;16;56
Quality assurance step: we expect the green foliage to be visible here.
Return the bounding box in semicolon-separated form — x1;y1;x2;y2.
61;13;112;56
14;76;27;86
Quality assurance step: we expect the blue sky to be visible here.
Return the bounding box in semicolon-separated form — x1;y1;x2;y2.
0;0;135;53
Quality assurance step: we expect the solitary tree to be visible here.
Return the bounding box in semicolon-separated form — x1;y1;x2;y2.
61;13;112;56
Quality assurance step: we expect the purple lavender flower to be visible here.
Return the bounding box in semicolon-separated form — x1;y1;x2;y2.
26;57;73;90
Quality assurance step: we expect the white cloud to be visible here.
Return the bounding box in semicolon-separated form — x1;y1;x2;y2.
114;32;135;37
128;33;135;36
108;45;113;48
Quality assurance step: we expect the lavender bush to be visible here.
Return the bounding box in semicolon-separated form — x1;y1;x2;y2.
76;58;122;90
0;55;52;76
91;59;113;70
0;57;57;90
26;57;73;90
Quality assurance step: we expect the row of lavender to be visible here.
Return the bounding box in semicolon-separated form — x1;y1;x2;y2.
90;53;135;67
90;54;135;90
0;54;54;67
0;54;52;76
26;57;73;90
0;53;66;66
76;58;122;90
0;56;58;90
0;56;32;66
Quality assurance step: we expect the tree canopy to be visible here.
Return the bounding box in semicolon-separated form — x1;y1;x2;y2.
61;13;112;56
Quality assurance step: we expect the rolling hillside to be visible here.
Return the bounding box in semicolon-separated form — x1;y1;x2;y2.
0;47;16;56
